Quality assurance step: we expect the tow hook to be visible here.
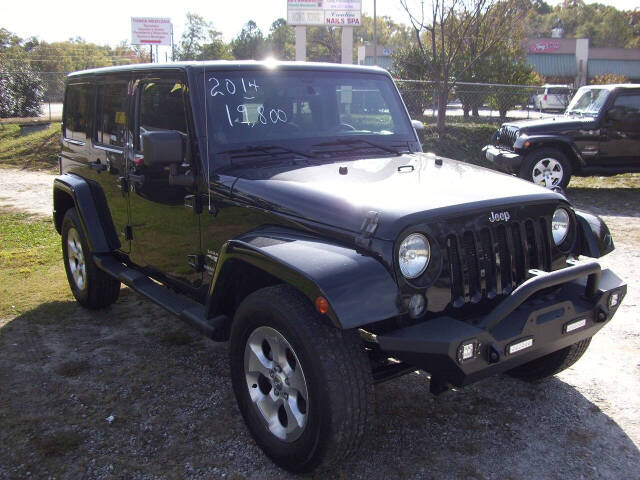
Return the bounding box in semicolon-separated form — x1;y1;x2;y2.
487;343;501;364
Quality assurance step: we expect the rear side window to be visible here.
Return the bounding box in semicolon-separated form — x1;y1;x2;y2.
613;94;640;116
63;83;94;141
548;88;570;95
96;83;128;148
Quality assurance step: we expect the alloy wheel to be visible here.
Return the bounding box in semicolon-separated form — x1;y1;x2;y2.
532;157;564;188
244;326;309;442
66;227;87;291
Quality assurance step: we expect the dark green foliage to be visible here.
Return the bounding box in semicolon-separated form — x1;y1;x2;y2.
0;58;44;117
231;20;265;60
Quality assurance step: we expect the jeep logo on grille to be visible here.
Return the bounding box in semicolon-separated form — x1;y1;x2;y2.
489;211;511;223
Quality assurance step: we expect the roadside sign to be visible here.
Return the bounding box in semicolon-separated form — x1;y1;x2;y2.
287;0;362;26
131;17;172;46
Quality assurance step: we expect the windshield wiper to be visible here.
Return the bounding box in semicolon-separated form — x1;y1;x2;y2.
311;137;402;155
216;144;316;159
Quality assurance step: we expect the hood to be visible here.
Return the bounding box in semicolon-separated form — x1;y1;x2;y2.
227;153;564;241
504;115;596;134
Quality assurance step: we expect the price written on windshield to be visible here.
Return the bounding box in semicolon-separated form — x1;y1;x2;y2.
208;76;288;128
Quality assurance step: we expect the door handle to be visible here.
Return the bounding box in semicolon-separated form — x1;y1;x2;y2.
89;160;107;172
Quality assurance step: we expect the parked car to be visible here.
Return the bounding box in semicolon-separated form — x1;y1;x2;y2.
483;83;640;188
532;84;573;111
54;62;626;472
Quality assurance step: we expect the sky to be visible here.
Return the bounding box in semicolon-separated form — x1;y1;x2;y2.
1;0;638;54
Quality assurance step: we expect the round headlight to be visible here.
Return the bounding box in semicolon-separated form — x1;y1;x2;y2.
552;208;570;245
398;233;430;279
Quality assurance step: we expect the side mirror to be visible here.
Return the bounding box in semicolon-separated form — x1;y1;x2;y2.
141;130;183;166
411;119;425;130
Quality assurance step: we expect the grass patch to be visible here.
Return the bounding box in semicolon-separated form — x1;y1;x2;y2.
0;212;71;318
0;123;60;171
569;173;640;189
418;123;497;167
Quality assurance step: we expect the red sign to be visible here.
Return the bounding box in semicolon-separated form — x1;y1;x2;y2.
529;41;561;53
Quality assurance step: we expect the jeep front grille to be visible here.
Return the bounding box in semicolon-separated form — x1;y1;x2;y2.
446;219;552;307
496;126;519;149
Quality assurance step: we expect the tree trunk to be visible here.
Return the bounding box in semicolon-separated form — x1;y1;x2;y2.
436;88;448;133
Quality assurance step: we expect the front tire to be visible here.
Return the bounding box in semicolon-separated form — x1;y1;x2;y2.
519;147;572;189
229;285;374;472
61;208;120;309
508;338;591;382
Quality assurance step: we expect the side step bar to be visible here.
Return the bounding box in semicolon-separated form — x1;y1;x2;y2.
93;254;228;340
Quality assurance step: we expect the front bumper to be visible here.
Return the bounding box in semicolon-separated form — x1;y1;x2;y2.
376;261;626;387
482;145;523;174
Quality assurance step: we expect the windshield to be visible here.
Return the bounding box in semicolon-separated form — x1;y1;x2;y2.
205;69;414;162
566;87;610;116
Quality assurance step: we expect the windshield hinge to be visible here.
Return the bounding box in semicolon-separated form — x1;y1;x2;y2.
355;211;380;248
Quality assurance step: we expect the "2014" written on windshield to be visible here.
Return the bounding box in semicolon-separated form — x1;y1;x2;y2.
208;77;288;127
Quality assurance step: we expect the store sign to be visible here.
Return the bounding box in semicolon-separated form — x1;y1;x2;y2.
131;17;172;46
287;0;361;26
529;40;561;53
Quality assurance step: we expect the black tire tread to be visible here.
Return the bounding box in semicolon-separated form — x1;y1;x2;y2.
62;208;120;310
231;284;375;471
508;337;591;382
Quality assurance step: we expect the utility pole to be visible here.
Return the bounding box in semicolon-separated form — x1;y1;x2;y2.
373;0;377;66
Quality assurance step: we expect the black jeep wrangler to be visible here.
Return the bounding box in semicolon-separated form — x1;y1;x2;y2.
54;62;626;472
483;84;640;188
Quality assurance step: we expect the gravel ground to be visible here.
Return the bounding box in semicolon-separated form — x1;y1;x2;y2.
0;168;54;216
0;169;638;479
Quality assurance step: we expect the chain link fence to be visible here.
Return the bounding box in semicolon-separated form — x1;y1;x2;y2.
1;71;67;124
395;79;574;125
2;72;574;126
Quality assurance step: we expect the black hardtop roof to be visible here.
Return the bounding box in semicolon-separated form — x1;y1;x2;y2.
67;60;390;79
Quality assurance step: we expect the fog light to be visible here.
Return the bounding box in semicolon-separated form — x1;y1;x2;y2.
457;340;479;364
608;292;621;309
564;318;587;334
506;337;534;355
407;294;426;319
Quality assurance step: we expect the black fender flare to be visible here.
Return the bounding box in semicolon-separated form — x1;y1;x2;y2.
515;135;585;169
575;210;614;258
206;227;404;329
53;174;119;253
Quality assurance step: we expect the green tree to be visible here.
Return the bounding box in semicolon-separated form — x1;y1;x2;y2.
307;26;341;62
0;57;44;118
176;13;233;61
177;13;211;60
231;20;265;60
265;18;295;60
486;54;541;118
392;46;434;118
399;0;529;132
524;1;635;48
